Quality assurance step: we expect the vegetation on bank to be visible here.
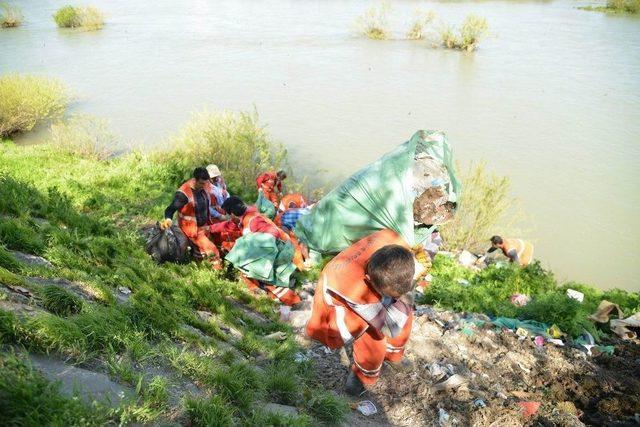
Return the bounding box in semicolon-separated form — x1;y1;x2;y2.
440;15;489;52
0;75;70;137
53;5;104;31
580;0;640;13
0;3;22;28
0;110;347;425
423;255;639;339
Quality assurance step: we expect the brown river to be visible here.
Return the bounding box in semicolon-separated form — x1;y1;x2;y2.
1;0;639;290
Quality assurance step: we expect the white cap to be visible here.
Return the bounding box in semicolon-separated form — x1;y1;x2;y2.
206;164;221;178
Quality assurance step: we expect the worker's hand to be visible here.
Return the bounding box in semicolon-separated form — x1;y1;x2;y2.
159;218;172;230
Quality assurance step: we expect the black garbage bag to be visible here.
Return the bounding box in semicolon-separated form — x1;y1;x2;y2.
145;224;190;264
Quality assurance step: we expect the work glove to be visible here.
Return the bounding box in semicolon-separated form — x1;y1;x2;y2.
159;218;172;230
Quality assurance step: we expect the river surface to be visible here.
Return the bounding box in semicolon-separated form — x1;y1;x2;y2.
2;0;639;290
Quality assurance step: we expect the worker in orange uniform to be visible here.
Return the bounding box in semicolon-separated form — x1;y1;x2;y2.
484;235;534;266
215;196;302;306
256;169;287;207
306;229;415;396
161;167;222;269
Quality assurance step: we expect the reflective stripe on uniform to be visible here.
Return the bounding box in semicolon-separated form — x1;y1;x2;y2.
353;359;381;377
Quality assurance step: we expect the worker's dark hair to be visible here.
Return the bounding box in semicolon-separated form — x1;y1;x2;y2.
222;196;247;217
490;235;503;245
366;245;415;295
193;167;210;181
277;169;287;179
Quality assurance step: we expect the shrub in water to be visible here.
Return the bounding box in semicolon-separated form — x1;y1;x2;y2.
53;5;80;28
356;1;390;40
78;6;103;30
1;3;22;28
41;286;83;317
440;14;489;51
406;10;435;40
0;75;69;137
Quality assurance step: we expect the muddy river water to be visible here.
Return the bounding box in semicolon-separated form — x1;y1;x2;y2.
2;0;639;290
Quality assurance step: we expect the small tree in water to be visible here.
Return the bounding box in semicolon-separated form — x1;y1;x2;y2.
440;14;488;51
356;1;391;40
406;9;436;40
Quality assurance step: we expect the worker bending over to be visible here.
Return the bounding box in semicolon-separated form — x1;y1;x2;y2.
486;235;534;266
256;169;287;207
161;167;222;269
306;229;415;396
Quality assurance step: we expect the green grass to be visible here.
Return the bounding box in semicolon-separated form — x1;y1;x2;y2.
305;389;349;424
184;394;234;427
1;3;22;28
0;352;111;426
49;115;117;160
0;75;69;137
421;254;640;338
53;5;104;30
440;15;489;51
40;285;84;316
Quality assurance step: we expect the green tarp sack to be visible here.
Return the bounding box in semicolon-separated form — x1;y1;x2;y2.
256;191;276;220
295;130;461;253
225;232;296;287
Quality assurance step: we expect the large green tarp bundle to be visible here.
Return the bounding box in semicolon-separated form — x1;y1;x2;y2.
225;232;296;287
295;130;460;253
256;191;276;220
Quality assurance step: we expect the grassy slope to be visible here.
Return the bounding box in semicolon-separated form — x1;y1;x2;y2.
0;140;346;425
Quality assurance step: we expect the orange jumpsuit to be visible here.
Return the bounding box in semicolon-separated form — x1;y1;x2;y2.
212;207;302;306
256;171;282;207
175;179;221;266
306;229;413;385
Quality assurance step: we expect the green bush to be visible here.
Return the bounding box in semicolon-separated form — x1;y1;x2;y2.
406;10;435;40
607;0;640;13
49;115;117;160
184;395;234;427
0;75;69;137
41;286;83;316
1;3;22;28
440;162;522;252
440;14;488;51
53;5;103;30
53;5;80;28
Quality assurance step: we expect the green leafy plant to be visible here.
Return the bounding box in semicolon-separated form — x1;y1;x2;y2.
53;5;80;28
0;75;69;137
53;5;104;30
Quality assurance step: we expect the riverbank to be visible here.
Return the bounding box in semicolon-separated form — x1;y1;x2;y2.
2;121;639;425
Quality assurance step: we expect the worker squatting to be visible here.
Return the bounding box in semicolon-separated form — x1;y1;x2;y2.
161;166;534;395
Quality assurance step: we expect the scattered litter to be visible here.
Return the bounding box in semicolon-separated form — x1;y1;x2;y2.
456;278;470;286
264;331;287;341
445;364;455;375
547;338;564;346
279;305;291;322
534;336;545;347
591;345;615;356
433;374;467;392
548;324;563;338
458;250;478;267
496;391;508;400
566;289;584;302
415;305;436;317
294;352;310;363
117;286;131;295
516;328;529;340
589;300;623;323
355;400;377;416
510;293;530;307
322;346;332;354
610;312;640;340
517;401;541;418
438;408;450;425
428;363;447;380
473;398;487;409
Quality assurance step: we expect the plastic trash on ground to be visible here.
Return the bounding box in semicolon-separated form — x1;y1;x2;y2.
518;401;541;418
534;336;545;347
566;288;584;302
510;293;530;307
145;224;189;264
438;408;450;426
458;250;478;267
355;400;377;416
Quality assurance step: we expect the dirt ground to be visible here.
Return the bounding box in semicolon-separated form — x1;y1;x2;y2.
293;305;640;427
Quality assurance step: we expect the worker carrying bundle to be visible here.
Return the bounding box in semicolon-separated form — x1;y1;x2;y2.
295;130;461;254
306;229;415;395
218;196;302;306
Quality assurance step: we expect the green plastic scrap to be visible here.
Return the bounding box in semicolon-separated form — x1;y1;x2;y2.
492;317;551;338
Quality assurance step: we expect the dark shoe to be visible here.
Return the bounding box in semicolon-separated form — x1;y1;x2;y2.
345;370;367;397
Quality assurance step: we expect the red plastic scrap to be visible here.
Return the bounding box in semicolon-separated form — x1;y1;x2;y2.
517;401;541;418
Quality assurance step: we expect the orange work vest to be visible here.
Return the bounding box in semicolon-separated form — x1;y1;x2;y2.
503;238;534;266
177;179;213;239
306;229;409;348
240;207;289;241
279;193;306;211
